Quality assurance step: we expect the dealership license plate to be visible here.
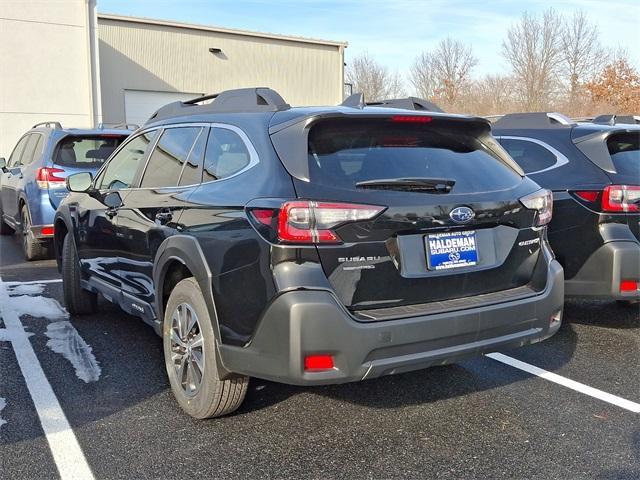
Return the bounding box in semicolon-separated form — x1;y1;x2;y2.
426;230;478;270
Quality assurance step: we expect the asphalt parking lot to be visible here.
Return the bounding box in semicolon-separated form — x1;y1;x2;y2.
0;233;638;480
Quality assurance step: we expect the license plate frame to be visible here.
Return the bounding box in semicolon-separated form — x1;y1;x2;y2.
426;230;479;271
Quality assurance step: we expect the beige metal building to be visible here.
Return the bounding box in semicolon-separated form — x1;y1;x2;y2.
0;0;101;158
0;2;346;157
98;14;347;126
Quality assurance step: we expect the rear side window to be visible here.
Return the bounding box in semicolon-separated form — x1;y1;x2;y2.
499;138;558;174
608;133;639;177
141;127;202;188
202;128;251;182
307;119;522;193
20;134;41;165
55;135;128;168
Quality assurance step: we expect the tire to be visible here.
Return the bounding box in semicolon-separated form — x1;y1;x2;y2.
163;277;249;419
20;205;50;260
61;233;97;315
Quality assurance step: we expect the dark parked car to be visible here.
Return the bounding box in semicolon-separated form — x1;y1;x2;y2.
0;122;131;259
493;112;639;302
54;88;563;418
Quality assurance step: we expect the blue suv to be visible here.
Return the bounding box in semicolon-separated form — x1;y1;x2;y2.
0;122;131;260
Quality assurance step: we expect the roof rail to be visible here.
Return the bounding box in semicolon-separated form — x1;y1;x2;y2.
98;122;139;130
146;87;290;124
340;93;444;113
492;112;576;129
32;121;62;130
592;114;640;125
367;97;444;113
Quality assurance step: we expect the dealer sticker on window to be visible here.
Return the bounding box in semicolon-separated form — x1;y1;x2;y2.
426;230;479;270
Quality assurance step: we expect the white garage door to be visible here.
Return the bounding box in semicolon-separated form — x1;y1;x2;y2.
124;90;202;127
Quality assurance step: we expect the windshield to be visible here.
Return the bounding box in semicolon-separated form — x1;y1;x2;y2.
307;118;522;193
54;135;128;169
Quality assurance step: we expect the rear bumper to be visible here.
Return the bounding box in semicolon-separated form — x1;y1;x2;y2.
219;259;564;386
565;241;640;299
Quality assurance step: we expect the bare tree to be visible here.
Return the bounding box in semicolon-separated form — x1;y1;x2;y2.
410;38;477;108
502;9;564;110
466;74;518;116
345;52;405;102
562;10;607;106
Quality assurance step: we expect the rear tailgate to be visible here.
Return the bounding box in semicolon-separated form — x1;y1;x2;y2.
48;134;128;209
271;114;548;313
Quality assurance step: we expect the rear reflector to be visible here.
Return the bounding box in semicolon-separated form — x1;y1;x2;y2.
620;280;638;292
574;191;600;202
40;226;54;236
304;355;334;371
602;185;640;212
391;115;432;123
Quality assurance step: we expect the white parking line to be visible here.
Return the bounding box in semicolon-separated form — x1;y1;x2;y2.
486;352;640;413
0;278;95;480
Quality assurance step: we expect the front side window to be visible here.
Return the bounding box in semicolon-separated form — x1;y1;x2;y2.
98;131;158;190
499;138;558;174
8;135;30;167
141;127;203;188
202;128;252;182
55;135;128;169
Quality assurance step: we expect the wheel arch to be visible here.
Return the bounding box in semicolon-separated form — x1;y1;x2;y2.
153;235;221;342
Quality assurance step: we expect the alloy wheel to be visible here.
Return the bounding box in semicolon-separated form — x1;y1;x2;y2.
169;303;205;397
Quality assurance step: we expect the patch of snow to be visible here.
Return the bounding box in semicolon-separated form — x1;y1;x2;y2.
4;295;68;320
0;397;6;428
7;283;45;296
45;321;101;383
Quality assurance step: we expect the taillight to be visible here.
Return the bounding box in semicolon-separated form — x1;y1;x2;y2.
304;354;335;371
275;201;385;244
520;189;553;227
602;185;640;212
36;167;65;188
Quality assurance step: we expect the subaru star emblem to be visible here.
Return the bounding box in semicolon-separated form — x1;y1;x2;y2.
449;206;475;224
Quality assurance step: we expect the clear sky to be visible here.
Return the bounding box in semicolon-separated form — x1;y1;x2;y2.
98;0;640;79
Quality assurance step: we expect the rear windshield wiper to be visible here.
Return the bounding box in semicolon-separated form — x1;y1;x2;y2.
355;177;455;193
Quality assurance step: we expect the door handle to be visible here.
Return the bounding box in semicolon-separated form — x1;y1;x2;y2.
155;210;173;225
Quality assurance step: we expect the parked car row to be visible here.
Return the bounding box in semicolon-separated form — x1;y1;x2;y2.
0;122;132;259
1;88;637;419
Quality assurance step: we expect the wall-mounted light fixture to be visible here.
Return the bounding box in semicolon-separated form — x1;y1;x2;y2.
209;47;222;54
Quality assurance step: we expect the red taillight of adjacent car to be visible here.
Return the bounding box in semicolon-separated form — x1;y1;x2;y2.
36;167;65;189
602;185;640;213
273;201;385;244
620;280;639;292
574;191;600;203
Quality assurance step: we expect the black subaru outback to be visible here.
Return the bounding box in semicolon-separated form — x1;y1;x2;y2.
54;88;563;418
493;113;640;302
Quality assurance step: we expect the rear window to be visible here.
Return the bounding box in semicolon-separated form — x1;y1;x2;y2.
307;119;522;193
607;133;639;178
54;135;128;168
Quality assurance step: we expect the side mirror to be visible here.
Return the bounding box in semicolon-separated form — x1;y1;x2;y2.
0;157;6;172
66;172;93;192
104;191;123;209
